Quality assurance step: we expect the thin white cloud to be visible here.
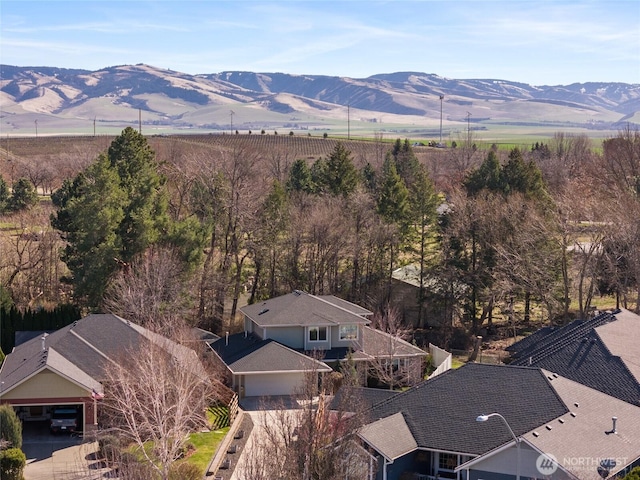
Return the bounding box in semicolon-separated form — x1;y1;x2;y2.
5;20;189;34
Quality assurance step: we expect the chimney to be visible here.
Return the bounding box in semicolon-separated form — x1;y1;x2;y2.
226;331;229;346
41;335;46;351
611;417;618;434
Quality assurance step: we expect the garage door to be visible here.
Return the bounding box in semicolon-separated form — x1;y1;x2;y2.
244;372;305;397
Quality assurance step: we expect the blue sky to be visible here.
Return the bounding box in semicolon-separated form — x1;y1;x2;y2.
1;0;638;85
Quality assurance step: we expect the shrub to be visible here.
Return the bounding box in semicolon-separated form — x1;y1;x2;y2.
97;434;121;464
0;405;22;449
623;467;640;480
0;448;26;480
169;462;201;480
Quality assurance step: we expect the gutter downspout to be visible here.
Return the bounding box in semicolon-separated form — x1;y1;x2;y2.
383;457;392;480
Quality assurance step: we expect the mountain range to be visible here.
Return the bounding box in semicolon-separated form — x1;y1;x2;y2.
1;63;639;135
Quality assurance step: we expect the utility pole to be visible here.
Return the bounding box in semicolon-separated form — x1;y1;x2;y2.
466;112;471;146
230;110;235;134
139;109;142;134
93;117;96;137
34;119;38;138
439;95;444;144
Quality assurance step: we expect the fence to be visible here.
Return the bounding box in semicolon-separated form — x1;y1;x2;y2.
428;343;452;378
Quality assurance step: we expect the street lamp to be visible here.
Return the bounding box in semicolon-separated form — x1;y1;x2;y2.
439;95;444;144
476;413;520;480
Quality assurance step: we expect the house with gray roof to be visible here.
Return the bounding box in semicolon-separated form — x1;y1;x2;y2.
508;309;640;406
353;363;640;480
0;313;205;432
209;290;427;397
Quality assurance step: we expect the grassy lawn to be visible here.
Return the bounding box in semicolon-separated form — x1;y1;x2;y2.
451;357;465;369
124;426;229;476
178;428;229;474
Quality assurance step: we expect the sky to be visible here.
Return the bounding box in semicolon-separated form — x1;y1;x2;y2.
1;0;639;86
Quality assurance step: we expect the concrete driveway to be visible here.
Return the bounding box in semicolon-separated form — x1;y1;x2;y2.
22;421;112;480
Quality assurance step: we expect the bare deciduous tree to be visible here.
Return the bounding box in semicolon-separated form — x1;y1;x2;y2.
237;362;373;480
365;303;419;389
102;247;194;328
100;325;224;480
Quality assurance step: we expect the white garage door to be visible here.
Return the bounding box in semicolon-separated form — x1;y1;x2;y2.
244;372;305;397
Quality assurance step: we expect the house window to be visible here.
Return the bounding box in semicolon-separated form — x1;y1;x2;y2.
339;324;358;340
437;452;459;479
309;326;327;342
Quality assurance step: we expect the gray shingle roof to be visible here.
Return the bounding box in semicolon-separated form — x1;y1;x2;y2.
209;333;332;374
525;372;640;480
365;363;568;455
241;290;370;328
361;326;426;358
0;313;198;397
358;412;417;461
510;309;640;406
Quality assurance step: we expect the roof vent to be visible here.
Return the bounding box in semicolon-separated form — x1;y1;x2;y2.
258;308;269;315
41;335;46;351
574;402;579;408
570;412;577;417
293;290;302;296
532;431;539;437
559;418;565;424
546;425;552;431
608;416;618;435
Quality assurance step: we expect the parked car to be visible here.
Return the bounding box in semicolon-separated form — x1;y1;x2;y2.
50;406;80;434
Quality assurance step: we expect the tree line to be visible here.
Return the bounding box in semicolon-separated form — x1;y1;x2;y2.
2;126;639;342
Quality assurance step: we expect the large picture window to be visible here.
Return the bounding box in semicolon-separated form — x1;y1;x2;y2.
339;324;358;340
309;326;327;342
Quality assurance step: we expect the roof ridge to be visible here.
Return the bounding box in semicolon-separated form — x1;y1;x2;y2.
69;328;114;363
512;311;617;365
312;292;371;321
593;329;640;387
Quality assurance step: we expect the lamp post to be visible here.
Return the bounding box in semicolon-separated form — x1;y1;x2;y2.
439;95;444;144
477;413;520;480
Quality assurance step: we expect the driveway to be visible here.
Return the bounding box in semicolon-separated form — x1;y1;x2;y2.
227;396;307;480
22;422;112;480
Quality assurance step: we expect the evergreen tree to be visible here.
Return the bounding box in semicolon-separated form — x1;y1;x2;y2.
7;178;38;212
51;128;170;308
465;150;503;195
0;175;9;213
310;157;328;194
0;404;22;449
107;127;169;260
407;166;440;326
392;139;421;189
361;162;377;193
323;143;359;197
55;155;126;306
286;159;314;194
377;155;410;230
